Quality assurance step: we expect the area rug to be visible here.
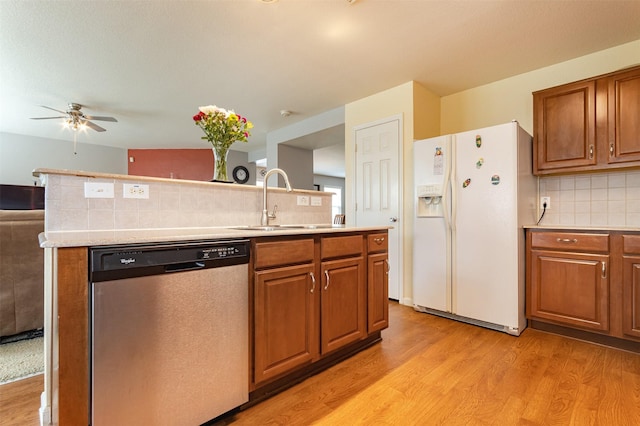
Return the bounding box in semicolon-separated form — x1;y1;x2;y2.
0;336;44;384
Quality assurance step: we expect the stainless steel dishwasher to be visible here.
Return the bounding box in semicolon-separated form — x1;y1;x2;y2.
89;239;250;426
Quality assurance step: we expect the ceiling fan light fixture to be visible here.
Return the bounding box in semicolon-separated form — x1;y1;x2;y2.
32;102;116;133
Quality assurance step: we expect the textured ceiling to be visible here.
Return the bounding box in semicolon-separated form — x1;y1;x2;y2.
1;0;640;177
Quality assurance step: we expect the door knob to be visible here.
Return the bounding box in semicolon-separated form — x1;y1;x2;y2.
389;217;398;222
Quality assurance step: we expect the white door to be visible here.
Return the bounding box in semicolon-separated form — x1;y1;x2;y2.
354;115;402;300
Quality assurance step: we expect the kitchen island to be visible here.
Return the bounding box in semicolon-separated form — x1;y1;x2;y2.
34;169;390;426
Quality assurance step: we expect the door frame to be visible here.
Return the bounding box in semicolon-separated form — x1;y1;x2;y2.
352;114;404;304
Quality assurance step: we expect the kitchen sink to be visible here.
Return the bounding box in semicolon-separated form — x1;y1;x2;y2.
229;224;335;231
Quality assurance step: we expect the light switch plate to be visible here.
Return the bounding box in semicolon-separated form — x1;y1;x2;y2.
84;182;114;198
297;195;310;206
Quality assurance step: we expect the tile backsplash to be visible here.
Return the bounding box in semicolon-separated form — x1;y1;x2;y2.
538;170;640;227
41;172;332;232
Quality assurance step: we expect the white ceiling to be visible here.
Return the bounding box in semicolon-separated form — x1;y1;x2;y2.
2;0;640;178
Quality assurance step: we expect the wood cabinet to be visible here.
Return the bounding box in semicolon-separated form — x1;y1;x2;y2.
527;229;640;350
528;231;610;331
367;233;389;332
607;67;640;165
622;235;640;339
252;231;387;388
533;65;640;175
533;79;596;172
320;235;366;354
253;238;317;385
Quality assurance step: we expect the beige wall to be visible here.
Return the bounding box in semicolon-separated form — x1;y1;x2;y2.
439;38;640;232
440;39;640;135
345;81;440;305
345;39;640;307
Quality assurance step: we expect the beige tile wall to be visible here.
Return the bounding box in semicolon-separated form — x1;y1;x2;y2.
538;170;640;227
43;174;333;232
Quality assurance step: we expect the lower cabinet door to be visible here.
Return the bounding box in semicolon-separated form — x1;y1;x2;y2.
623;255;640;339
530;250;609;331
254;263;317;384
320;257;366;354
368;252;389;333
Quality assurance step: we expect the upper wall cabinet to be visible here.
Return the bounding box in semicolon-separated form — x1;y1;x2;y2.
607;67;640;165
533;65;640;175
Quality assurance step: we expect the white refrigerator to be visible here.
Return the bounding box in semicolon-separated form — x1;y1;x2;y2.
412;121;536;335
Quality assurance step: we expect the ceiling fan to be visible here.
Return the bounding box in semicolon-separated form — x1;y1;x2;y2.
30;102;117;132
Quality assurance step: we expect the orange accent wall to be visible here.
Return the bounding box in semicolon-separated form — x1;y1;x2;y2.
127;149;214;181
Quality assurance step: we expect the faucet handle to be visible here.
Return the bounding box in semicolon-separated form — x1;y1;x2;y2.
268;204;278;220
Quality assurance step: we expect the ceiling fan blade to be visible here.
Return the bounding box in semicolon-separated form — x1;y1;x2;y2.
84;120;107;132
30;116;67;120
40;105;67;114
84;115;118;122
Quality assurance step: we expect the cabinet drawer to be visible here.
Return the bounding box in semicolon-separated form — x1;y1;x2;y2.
623;235;640;254
255;238;315;269
531;232;609;252
321;235;363;259
367;233;388;253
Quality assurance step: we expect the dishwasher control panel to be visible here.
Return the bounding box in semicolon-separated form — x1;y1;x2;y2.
90;240;250;281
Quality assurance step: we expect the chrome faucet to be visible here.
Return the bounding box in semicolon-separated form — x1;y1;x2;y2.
261;168;293;226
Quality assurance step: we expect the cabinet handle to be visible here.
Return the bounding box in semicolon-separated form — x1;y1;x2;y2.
310;272;316;293
384;259;390;275
589;145;594;159
556;238;578;243
374;237;385;245
324;270;330;290
610;143;614;156
602;261;607;279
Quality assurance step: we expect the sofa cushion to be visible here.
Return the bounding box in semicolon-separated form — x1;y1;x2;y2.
0;209;45;338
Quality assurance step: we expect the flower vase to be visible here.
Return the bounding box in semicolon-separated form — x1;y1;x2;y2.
211;145;230;182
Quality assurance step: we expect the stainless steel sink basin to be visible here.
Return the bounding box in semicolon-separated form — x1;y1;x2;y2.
229;224;334;231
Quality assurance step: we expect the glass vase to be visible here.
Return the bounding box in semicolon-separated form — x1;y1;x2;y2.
211;145;230;182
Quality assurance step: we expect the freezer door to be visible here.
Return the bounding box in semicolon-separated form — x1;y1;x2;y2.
413;136;451;312
452;122;521;327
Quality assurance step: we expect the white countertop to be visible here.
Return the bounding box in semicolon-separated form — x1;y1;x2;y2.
525;225;640;232
39;225;392;248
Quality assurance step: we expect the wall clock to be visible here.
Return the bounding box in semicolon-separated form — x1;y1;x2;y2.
232;165;249;184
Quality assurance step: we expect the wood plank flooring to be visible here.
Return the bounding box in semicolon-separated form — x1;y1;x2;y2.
1;302;639;425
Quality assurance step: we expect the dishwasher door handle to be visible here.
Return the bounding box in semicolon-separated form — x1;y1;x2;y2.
164;261;206;272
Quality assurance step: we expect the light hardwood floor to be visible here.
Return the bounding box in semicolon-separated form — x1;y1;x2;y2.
2;302;639;425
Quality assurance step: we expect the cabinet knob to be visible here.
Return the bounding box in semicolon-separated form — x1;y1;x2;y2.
610;143;614;156
324;270;330;290
384;259;390;275
374;237;385;245
589;145;594;159
556;238;578;243
310;272;316;293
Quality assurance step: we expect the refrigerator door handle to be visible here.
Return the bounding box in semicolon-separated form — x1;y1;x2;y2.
449;135;457;232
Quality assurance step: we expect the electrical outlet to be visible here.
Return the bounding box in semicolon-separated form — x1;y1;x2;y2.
540;196;551;209
310;196;322;206
123;183;149;199
297;195;310;206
